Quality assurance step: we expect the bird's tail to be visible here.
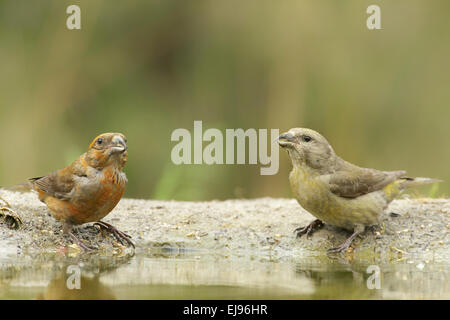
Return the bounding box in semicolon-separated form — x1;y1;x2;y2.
399;177;442;189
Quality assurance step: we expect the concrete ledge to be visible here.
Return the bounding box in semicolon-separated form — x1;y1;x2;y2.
0;189;449;263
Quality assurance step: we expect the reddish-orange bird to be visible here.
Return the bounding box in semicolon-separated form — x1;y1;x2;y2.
30;133;134;250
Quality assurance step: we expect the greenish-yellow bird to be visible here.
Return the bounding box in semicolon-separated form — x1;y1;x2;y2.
278;128;441;253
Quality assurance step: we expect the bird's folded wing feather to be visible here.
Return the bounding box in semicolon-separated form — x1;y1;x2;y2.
29;169;75;201
319;169;406;198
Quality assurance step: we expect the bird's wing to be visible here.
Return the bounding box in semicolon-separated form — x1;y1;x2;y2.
29;168;75;201
319;169;406;198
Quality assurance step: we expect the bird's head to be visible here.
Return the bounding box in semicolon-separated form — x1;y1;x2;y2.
277;128;335;171
86;133;128;169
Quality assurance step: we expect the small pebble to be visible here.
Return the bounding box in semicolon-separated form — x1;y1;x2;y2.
416;262;425;270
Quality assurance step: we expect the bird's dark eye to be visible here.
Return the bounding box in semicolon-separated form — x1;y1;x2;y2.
303;135;312;142
97;138;103;144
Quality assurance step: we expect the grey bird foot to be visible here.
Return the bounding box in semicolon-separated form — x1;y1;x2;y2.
95;221;135;249
327;230;361;254
0;196;23;229
294;219;324;238
68;232;97;251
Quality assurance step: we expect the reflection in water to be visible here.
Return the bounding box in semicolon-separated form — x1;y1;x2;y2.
0;250;133;300
0;249;448;299
295;262;449;299
38;275;115;300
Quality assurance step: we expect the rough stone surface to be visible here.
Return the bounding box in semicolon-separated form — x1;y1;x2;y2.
0;189;449;263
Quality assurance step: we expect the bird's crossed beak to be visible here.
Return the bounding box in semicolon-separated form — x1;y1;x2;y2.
110;136;128;154
276;132;296;147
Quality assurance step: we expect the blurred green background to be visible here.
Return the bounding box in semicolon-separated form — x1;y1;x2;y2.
0;0;448;200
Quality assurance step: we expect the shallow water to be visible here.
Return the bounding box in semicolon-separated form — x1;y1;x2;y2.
1;247;448;300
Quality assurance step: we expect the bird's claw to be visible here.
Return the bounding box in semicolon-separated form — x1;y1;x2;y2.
95;221;135;249
327;230;361;254
0;196;23;230
327;244;349;254
68;232;97;251
294;219;324;238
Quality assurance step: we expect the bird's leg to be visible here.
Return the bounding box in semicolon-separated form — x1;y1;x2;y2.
94;221;135;248
327;225;365;254
63;222;96;251
68;232;96;251
294;219;324;238
0;196;23;229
